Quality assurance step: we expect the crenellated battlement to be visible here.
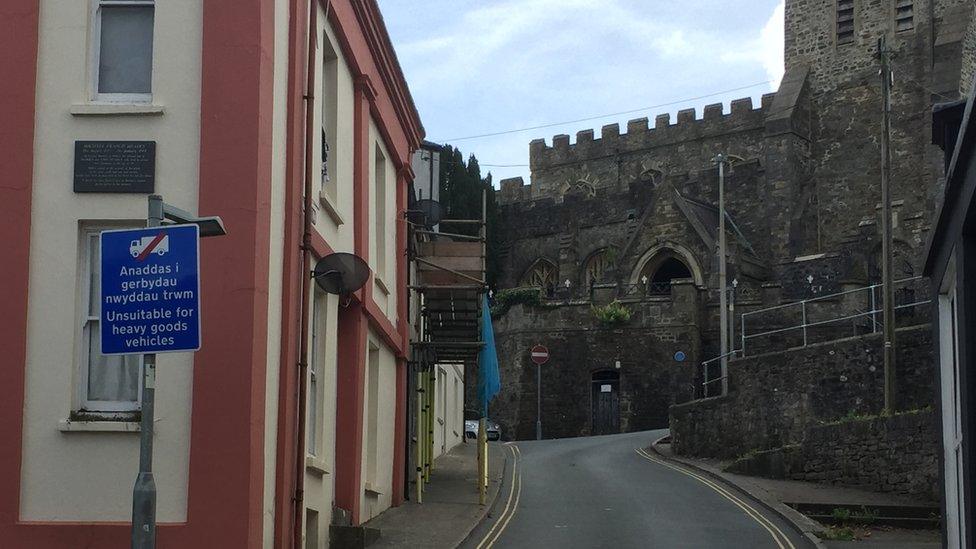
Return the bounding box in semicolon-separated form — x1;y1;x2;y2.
499;176;532;204
528;93;776;171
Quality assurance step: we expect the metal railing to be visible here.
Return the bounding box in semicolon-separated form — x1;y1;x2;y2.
698;276;930;398
700;349;738;398
739;276;929;357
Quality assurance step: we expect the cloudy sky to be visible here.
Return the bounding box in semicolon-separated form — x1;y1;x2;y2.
377;0;785;183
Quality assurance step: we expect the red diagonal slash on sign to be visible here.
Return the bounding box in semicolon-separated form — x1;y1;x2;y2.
136;231;167;262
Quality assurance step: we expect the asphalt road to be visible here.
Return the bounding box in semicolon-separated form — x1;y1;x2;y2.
462;429;812;549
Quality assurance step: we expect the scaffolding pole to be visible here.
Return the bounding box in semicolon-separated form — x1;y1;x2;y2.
407;188;488;506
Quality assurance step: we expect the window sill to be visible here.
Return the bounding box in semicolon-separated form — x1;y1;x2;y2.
70;103;165;116
318;190;346;226
305;455;330;476
364;482;383;496
58;419;141;432
375;275;391;296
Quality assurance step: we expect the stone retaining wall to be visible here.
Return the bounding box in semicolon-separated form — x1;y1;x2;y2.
670;324;935;460
726;411;939;500
793;411;939;499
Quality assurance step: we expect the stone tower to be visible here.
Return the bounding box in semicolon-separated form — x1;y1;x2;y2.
781;0;976;262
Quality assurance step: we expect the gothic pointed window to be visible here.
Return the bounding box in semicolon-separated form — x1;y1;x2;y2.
522;260;557;293
584;249;616;287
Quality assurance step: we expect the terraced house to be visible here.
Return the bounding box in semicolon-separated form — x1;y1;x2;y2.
0;1;470;547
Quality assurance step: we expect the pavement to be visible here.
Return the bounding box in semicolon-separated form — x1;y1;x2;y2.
461;429;811;549
651;436;942;549
365;440;506;548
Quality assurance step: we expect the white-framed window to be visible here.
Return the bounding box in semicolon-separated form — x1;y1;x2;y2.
91;0;155;103
79;226;143;414
307;288;324;456
321;32;339;201
373;143;388;280
365;342;380;486
939;252;967;548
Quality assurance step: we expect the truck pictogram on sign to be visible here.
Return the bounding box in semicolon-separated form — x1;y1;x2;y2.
129;233;169;259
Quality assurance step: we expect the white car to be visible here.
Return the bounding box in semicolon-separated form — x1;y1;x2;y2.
464;409;501;441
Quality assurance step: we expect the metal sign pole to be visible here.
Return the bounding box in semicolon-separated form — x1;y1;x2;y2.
536;361;542;441
132;195;163;548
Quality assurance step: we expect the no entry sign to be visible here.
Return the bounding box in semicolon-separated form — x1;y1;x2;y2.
100;224;201;354
530;344;549;365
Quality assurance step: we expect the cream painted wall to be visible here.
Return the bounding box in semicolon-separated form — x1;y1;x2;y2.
311;11;356;253
368;120;398;323
303;289;339;548
433;364;465;460
262;0;291;543
359;331;397;522
21;0;202;521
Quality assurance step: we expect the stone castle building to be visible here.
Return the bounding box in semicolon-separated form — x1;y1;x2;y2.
488;0;976;441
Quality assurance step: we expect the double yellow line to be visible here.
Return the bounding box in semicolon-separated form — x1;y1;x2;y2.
635;447;796;549
476;444;522;549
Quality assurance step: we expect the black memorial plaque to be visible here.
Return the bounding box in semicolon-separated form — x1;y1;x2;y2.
73;141;156;193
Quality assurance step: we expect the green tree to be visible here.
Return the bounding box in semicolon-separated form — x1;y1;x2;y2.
438;145;500;288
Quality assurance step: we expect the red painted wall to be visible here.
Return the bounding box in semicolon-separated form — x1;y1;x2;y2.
0;0;39;541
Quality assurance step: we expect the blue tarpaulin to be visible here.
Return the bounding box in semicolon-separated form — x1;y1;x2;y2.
477;294;500;416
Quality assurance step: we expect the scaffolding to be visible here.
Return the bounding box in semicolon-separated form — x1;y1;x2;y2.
407;190;487;503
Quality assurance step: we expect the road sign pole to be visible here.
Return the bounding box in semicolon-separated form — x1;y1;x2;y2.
536;361;542;441
530;344;549;441
132;194;163;549
132;354;156;549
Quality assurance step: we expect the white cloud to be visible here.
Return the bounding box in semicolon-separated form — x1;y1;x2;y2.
719;0;785;90
381;0;786;182
760;1;786;89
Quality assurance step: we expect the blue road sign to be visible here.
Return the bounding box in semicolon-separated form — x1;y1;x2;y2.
100;225;201;355
674;351;687;362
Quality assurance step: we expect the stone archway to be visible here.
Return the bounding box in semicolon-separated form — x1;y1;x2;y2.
641;257;693;295
630;243;705;289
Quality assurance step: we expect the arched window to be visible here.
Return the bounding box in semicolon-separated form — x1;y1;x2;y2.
584;249;615;287
640;255;692;295
521;259;557;294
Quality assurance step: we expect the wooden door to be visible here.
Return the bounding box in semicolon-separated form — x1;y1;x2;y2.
592;374;620;435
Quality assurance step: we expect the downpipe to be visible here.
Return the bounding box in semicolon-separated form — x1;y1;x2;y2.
292;0;324;547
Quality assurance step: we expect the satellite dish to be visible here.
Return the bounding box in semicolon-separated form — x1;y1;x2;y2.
407;199;443;228
312;252;371;295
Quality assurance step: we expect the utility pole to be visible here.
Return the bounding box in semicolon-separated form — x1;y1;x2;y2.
879;36;897;413
713;154;730;397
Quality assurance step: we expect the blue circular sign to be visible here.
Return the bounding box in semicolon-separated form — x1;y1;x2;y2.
673;351;687;362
